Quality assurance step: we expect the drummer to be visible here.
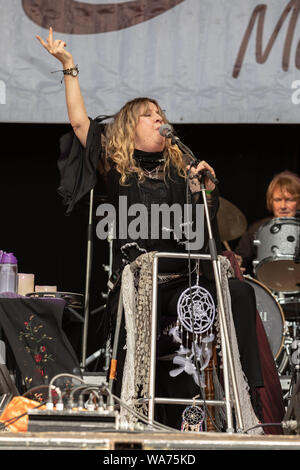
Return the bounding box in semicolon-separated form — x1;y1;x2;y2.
235;170;300;276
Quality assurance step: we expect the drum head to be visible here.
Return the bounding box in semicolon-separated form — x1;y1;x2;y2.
256;259;300;293
244;276;285;359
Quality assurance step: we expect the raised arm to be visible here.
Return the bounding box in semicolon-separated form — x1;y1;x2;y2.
36;27;90;147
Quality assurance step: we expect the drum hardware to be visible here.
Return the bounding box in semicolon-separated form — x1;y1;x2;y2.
275;291;300;321
278;333;294;376
283;371;300;435
291;339;300;366
282;361;300;417
276;321;300;377
276;341;291;376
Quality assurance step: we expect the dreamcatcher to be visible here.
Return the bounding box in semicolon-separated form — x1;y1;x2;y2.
181;395;205;432
169;261;216;386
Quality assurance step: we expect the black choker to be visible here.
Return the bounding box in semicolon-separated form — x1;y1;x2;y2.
134;149;164;171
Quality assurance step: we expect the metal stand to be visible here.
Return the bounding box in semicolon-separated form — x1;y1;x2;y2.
80;190;113;371
148;184;243;433
108;293;124;408
81;189;94;370
108;219;244;433
108;249;244;432
283;369;300;434
148;252;243;433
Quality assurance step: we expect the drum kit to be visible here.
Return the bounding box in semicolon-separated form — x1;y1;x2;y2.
218;200;300;400
252;217;300;382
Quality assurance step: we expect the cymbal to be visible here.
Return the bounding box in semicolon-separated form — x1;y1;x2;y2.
217;197;247;242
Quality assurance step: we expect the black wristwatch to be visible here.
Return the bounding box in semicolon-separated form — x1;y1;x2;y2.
63;65;79;77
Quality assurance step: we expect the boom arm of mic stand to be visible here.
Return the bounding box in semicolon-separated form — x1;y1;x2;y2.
175;138;198;163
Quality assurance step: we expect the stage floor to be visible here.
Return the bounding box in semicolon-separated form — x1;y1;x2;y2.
0;429;300;451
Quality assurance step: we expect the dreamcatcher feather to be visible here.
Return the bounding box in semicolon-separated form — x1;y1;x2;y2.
169;263;216;386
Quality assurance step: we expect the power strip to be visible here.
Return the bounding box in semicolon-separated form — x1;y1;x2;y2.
27;408;117;432
82;372;107;387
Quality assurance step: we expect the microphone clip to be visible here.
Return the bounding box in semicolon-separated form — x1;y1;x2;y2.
170;135;179;145
198;169;219;186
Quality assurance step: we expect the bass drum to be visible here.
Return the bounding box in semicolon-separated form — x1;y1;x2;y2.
244;276;285;360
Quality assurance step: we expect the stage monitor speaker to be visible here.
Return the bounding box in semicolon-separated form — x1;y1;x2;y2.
0;364;19;413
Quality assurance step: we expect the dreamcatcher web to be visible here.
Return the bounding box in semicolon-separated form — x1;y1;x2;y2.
181;402;205;432
169;262;216;389
177;285;215;335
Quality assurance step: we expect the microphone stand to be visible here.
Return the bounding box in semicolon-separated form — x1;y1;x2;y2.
80;116;113;372
81;188;94;371
175;137;243;430
80;191;112;373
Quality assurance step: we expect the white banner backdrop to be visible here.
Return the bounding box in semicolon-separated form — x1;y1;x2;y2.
1;0;300;123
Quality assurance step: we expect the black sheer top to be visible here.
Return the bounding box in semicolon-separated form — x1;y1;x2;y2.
57;118;220;276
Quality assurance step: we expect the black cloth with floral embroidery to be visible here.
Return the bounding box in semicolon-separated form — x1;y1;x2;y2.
0;294;82;391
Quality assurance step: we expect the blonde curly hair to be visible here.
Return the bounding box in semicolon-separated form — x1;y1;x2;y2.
104;97;187;184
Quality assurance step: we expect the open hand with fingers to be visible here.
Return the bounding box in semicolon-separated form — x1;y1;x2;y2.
36;26;74;68
35;26;88;146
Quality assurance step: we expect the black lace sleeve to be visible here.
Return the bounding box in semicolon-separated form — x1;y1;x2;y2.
57;118;108;215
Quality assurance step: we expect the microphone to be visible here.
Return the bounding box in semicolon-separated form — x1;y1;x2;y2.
159;124;179;143
159;124;219;185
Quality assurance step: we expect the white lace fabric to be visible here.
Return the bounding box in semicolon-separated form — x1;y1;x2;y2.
120;252;262;434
